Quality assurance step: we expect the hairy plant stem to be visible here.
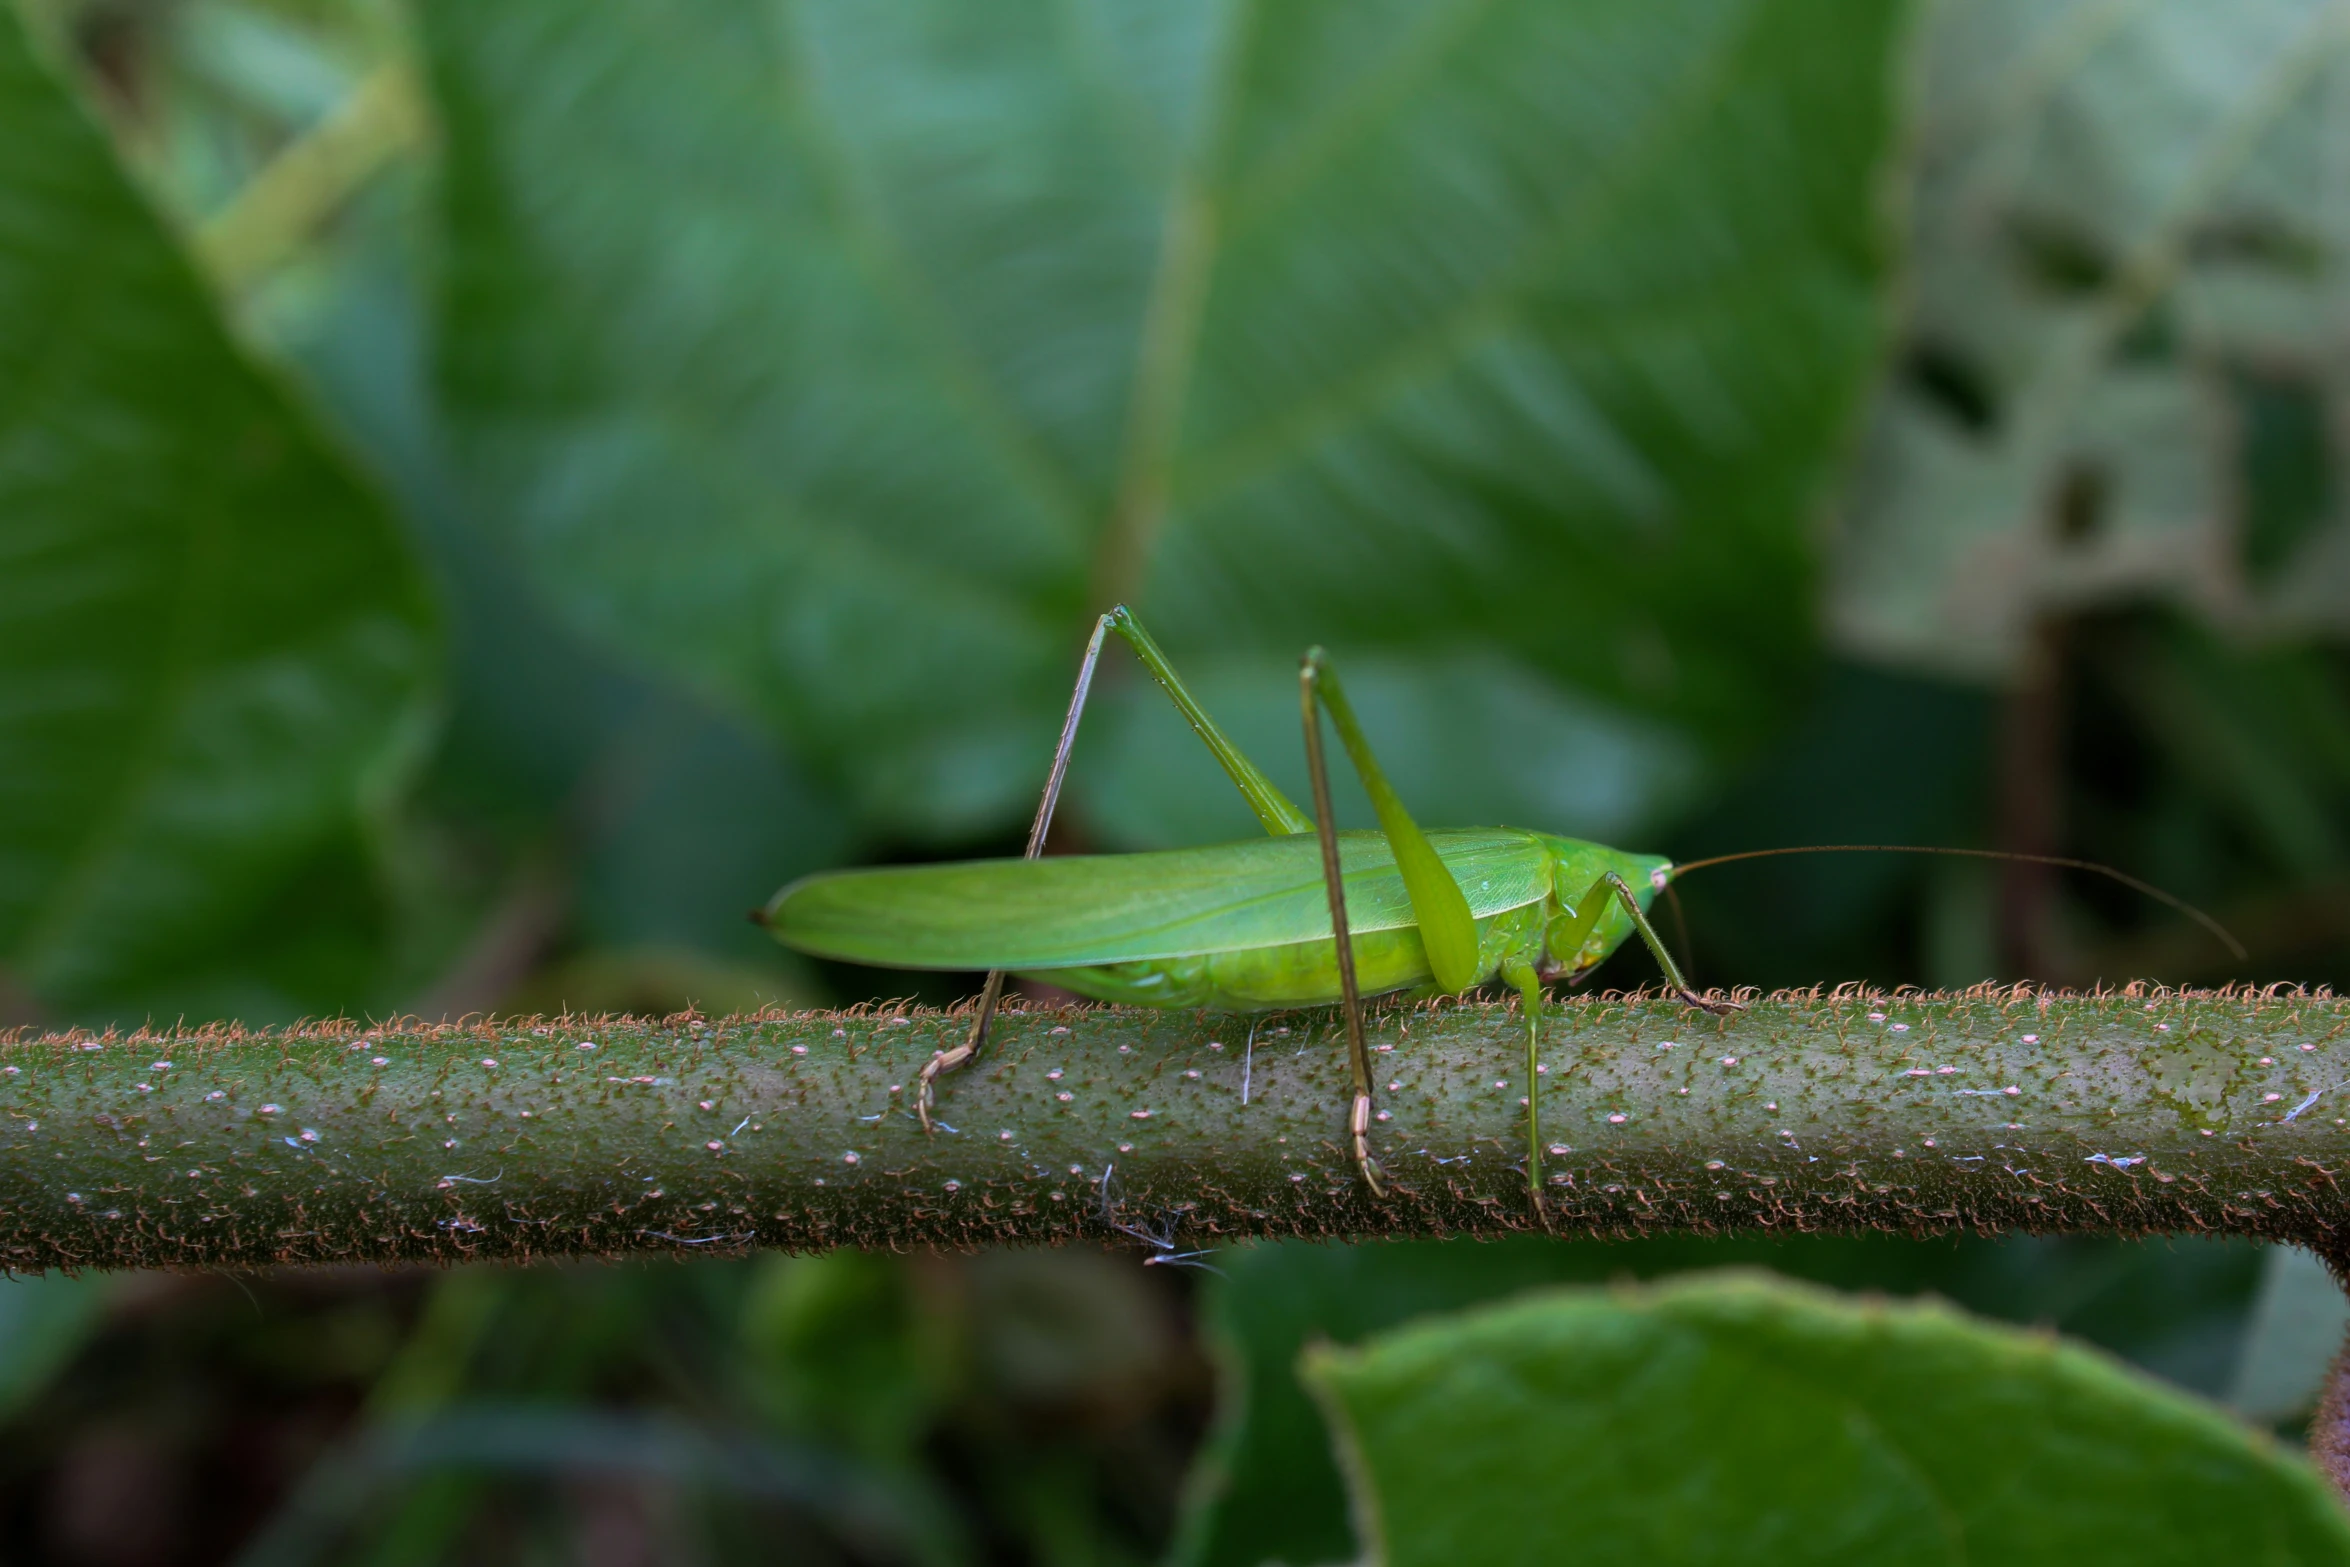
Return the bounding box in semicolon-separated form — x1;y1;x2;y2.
3;987;2348;1271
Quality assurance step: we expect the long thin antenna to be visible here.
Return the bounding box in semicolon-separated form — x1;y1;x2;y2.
1667;844;2246;961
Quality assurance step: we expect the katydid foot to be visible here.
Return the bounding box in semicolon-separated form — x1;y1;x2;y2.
1348;1092;1388;1197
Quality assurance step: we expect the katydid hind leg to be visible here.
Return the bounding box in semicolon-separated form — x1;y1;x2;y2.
1298;648;1481;994
916;614;1115;1130
1109;606;1313;837
1300;656;1386;1197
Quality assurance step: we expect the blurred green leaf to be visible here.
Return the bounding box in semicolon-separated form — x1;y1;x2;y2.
1833;0;2350;676
421;0;1904;843
239;1404;972;1567
0;5;435;1024
0;1271;110;1419
741;1249;946;1468
1306;1272;2350;1567
287;222;852;1006
2231;1247;2350;1426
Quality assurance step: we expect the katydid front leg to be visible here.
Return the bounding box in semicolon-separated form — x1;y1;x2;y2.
1558;872;1741;1017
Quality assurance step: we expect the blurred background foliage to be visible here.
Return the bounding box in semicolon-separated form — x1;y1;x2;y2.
6;0;2350;1557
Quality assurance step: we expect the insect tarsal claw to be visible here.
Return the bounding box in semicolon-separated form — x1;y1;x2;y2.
1679;988;1743;1016
1349;1092;1389;1196
913;1043;972;1133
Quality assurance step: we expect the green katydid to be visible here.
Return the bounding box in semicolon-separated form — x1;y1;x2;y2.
760;606;2245;1215
762;605;1727;1212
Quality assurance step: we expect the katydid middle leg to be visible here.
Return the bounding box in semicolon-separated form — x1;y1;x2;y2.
1499;957;1555;1224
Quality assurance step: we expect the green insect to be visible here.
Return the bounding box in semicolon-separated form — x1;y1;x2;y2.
761;607;2242;1214
761;605;1730;1213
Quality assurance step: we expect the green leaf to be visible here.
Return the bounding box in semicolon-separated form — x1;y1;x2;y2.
421;0;1903;841
284;257;849;1005
1305;1272;2350;1567
0;7;435;1022
1174;1232;2271;1567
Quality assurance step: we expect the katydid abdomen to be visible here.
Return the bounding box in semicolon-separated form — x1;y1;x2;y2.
765;827;1671;1011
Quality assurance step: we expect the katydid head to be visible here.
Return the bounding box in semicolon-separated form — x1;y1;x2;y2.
1532;836;1675;978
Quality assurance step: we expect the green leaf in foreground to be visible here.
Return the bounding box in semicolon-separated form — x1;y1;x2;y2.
423;0;1903;841
1304;1272;2350;1567
0;8;435;1024
1173;1232;2266;1567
